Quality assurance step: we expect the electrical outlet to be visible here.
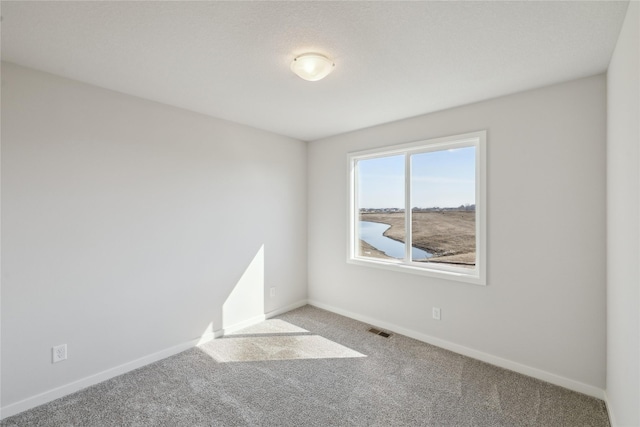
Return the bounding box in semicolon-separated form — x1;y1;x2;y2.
270;287;276;298
432;307;441;321
52;344;67;363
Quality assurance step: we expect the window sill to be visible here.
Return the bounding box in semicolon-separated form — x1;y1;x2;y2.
347;257;486;286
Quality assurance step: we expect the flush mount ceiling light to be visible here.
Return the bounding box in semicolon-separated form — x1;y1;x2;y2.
290;53;335;82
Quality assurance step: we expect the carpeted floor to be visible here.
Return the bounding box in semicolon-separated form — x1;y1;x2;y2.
2;305;610;426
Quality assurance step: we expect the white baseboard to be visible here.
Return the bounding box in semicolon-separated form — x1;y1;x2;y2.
221;299;308;335
1;300;308;420
265;299;308;319
0;329;223;420
307;299;606;400
221;314;267;336
603;391;617;427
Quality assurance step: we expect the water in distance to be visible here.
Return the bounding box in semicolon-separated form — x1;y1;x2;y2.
359;221;432;260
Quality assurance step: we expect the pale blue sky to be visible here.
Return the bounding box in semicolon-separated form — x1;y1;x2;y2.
357;147;475;208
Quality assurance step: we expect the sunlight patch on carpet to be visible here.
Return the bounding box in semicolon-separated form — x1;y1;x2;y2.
199;335;366;362
226;319;310;336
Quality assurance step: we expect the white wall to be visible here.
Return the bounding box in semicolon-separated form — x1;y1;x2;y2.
606;2;640;426
0;62;308;412
308;75;607;394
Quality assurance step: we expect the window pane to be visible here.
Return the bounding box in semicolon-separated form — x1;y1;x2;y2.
356;155;406;260
348;131;485;284
410;147;476;266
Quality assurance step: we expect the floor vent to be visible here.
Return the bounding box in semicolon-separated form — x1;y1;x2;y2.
368;328;392;338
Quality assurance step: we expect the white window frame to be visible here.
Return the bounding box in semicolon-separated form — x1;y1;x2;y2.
347;130;486;285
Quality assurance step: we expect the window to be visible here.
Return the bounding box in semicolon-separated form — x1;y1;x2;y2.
348;131;486;285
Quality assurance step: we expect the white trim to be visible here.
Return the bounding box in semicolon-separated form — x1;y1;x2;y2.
307;299;605;400
265;299;308;319
404;152;412;262
221;314;267;336
603;391;617;427
0;329;223;420
350;132;483;159
220;300;308;336
347;130;487;286
347;257;484;285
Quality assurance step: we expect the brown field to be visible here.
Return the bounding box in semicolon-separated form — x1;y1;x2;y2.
359;211;476;265
359;240;389;259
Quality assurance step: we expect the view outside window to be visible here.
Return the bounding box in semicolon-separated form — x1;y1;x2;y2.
355;146;476;269
410;147;476;267
357;155;405;259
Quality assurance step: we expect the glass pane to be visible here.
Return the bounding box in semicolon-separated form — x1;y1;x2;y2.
410;147;476;266
356;155;406;260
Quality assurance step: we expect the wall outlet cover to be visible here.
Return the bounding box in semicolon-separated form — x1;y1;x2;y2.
52;344;67;363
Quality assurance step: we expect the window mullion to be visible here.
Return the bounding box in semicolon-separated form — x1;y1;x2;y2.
404;153;411;263
352;159;358;259
347;130;485;285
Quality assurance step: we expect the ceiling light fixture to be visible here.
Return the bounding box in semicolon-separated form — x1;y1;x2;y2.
290;53;335;82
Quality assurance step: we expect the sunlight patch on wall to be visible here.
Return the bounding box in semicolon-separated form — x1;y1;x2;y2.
197;322;216;346
222;245;265;330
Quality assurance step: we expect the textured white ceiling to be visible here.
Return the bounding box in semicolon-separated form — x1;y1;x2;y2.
0;1;629;141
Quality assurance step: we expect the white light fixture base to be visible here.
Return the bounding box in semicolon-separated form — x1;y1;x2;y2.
291;53;335;82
